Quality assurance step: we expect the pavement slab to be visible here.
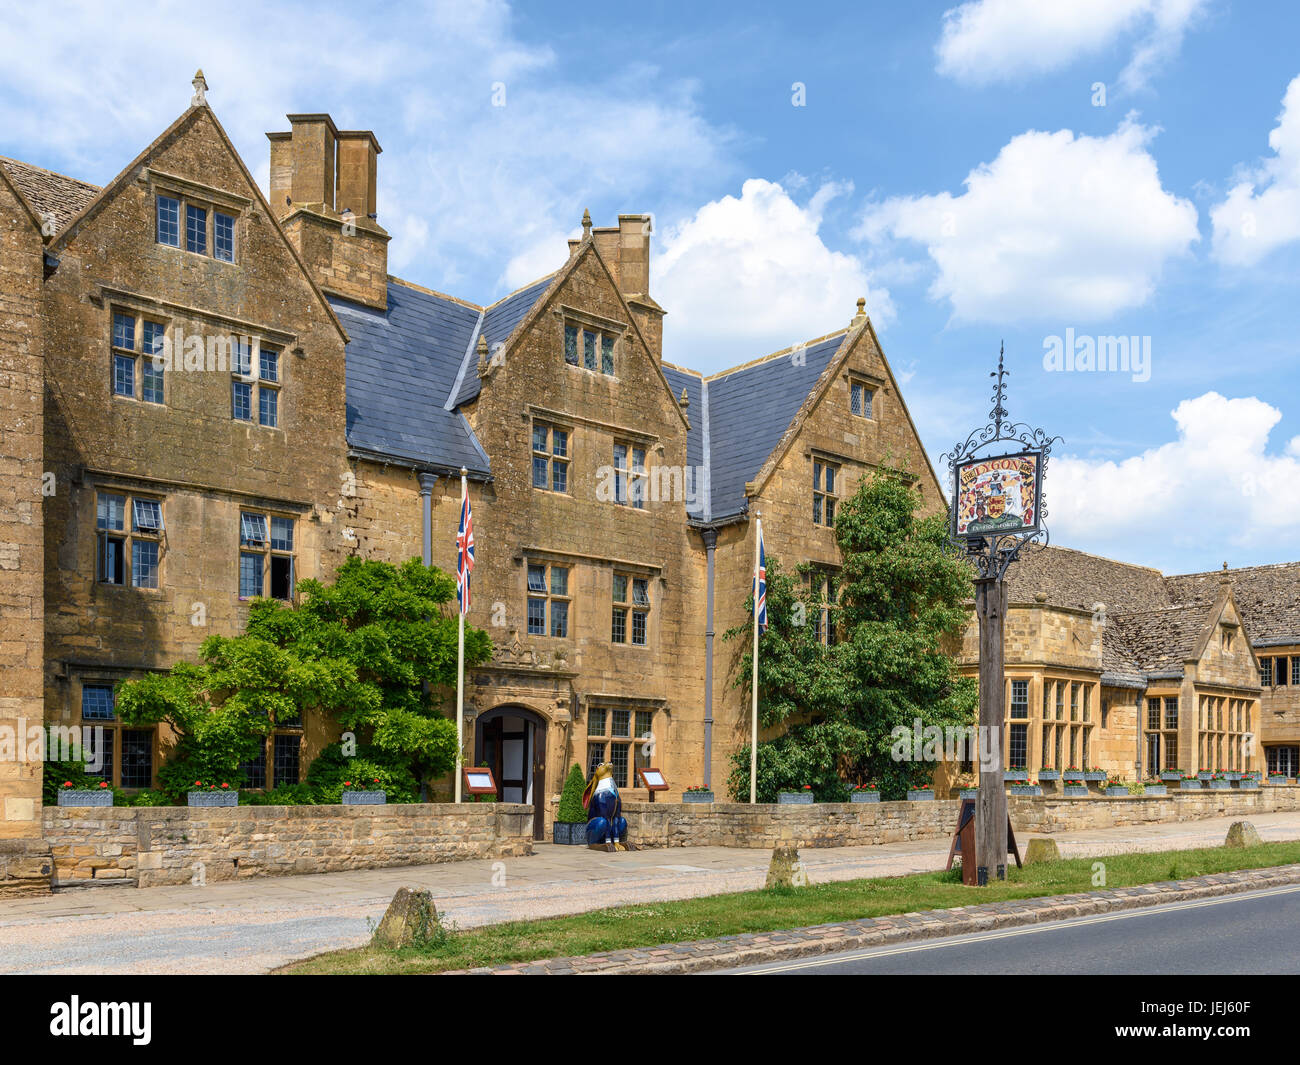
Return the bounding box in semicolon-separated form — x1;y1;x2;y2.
0;809;1295;974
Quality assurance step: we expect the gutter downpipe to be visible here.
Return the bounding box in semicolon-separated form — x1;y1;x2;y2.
702;527;718;790
418;472;438;565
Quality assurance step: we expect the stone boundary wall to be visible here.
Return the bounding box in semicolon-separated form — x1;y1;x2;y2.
624;786;1300;849
42;803;534;888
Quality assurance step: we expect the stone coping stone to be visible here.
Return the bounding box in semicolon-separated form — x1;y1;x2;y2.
42;802;534;821
454;863;1300;975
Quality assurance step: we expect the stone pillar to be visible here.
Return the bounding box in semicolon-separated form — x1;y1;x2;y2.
0;170;52;895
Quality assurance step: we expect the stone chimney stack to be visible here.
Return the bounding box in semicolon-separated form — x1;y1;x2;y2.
581;211;665;363
266;113;389;310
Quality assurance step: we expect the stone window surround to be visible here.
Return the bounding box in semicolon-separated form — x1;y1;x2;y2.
144;168;250;264
525;558;571;639
812;455;840;528
1195;688;1257;772
553;305;627;377
92;485;165;593
96;285;302;360
530;418;571;494
238;509;297;602
576;693;669;796
1010;674;1098;772
611;571;651;646
69;673;158;791
846;371;881;419
109;306;167;406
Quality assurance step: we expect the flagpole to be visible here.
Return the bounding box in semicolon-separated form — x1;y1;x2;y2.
751;511;761;805
455;467;467;805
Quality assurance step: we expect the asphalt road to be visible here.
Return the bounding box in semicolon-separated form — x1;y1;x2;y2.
726;884;1300;974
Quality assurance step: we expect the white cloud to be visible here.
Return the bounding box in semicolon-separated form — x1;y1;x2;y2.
1050;392;1300;556
857;119;1198;322
652;179;893;371
1210;74;1300;267
935;0;1209;92
0;1;735;303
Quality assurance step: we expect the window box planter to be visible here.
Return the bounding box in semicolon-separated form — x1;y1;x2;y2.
1179;779;1202;791
850;791;881;803
1062;785;1089;798
1104;785;1129;797
552;821;587;845
906;789;935;801
1009;785;1042;796
1197;771;1213;781
1160;770;1182;781
777;791;815;804
1238;780;1260;791
188;790;237;807
681;790;714;804
1062;771;1085;783
1037;770;1061;782
1143;784;1168;796
1267;773;1287;783
1081;771;1106;782
958;788;979;800
1208;780;1231;790
342;790;386;805
1005;770;1029;782
1223;771;1242;782
57;789;113;807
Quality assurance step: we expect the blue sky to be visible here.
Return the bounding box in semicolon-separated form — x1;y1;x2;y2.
2;0;1298;574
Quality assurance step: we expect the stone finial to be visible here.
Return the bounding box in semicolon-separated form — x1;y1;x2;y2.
1223;560;1228;571
851;297;867;326
678;387;689;409
582;208;592;238
476;334;492;378
191;69;209;107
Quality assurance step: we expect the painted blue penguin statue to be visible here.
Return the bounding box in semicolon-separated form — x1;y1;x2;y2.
582;762;638;851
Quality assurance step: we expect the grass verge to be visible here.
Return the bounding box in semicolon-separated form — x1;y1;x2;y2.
277;840;1300;974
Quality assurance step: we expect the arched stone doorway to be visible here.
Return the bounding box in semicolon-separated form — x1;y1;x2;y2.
473;706;547;840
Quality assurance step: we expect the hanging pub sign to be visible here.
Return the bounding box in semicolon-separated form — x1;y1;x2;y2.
952;450;1043;541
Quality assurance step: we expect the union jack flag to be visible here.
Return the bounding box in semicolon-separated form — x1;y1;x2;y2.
755;521;767;633
456;488;475;614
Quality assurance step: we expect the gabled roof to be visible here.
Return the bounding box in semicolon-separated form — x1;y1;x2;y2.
330;281;489;476
451;273;556;407
661;363;705;519
670;331;849;523
0;156;99;236
1109;603;1216;674
1166;562;1300;646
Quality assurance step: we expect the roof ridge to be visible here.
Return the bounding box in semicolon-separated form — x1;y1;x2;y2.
661;360;703;378
1169;560;1300;578
1029;542;1168;577
387;275;483;311
485;271;558;310
705;327;851;382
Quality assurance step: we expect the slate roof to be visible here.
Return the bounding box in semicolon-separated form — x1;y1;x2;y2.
661;363;705;519
452;274;556;407
699;332;848;522
0;156;99;235
330;281;489;475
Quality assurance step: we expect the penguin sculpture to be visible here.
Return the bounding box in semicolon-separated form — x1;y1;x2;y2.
582;762;637;851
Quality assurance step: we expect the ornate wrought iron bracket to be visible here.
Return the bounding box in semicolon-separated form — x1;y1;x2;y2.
940;344;1063;582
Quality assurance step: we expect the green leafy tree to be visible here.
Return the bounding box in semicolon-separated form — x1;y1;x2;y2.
115;557;492;801
727;471;977;801
556;763;588;823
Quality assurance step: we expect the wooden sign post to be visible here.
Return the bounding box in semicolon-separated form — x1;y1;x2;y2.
637;768;669;802
942;346;1060;885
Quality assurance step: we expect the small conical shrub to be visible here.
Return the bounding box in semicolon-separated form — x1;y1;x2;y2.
557;763;587;823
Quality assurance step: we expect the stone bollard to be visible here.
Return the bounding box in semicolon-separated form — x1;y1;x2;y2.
1224;821;1262;848
766;845;801;889
372;887;438;948
1024;838;1061;864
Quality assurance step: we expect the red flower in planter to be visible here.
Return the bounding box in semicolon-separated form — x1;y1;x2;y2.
220;782;229;789
344;781;352;787
98;781;108;788
63;781;72;787
802;785;812;790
